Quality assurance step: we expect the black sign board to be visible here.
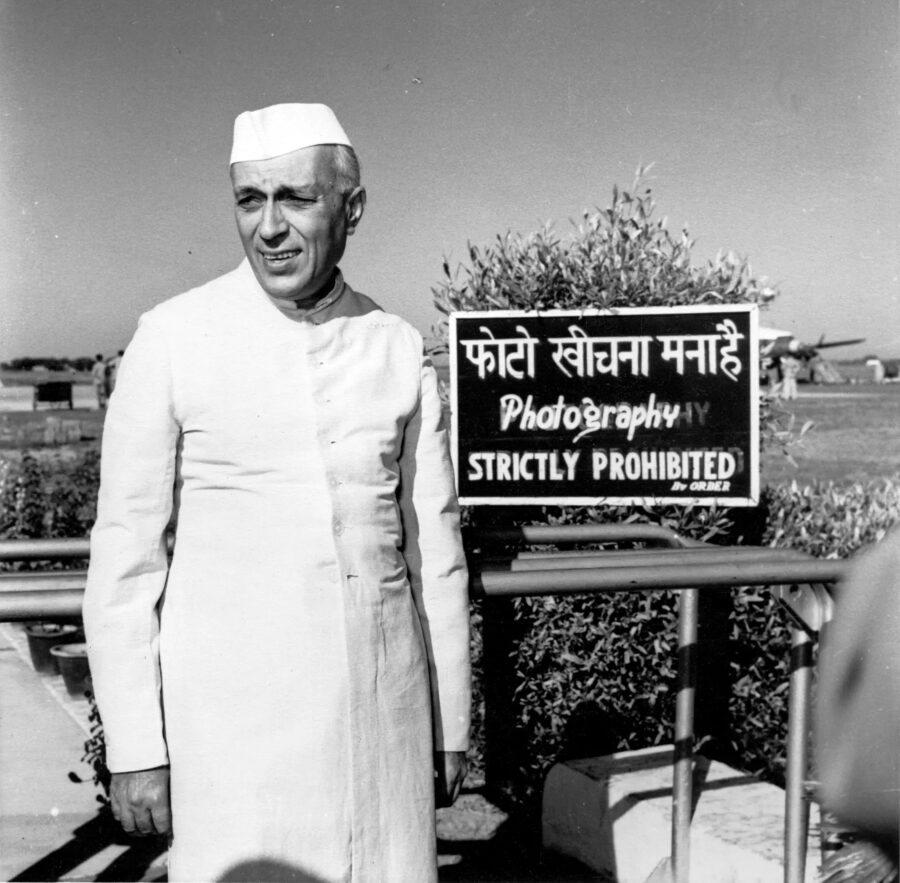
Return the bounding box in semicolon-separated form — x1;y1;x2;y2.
450;306;759;506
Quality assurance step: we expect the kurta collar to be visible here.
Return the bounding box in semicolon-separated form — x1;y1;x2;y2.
237;259;348;325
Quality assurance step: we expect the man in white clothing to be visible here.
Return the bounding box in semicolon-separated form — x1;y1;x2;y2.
83;103;471;883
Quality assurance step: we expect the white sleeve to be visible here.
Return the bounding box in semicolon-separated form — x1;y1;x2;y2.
82;312;179;772
399;344;471;752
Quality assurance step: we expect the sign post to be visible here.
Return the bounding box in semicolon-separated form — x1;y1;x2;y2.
450;305;759;507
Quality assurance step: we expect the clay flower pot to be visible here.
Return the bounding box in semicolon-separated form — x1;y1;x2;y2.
25;622;82;674
50;643;91;697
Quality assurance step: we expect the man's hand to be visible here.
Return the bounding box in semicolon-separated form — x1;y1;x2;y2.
110;766;171;836
434;750;467;808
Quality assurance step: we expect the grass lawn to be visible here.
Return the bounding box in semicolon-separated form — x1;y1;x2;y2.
762;384;900;485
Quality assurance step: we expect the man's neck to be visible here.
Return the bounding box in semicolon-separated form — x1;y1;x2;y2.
268;269;343;319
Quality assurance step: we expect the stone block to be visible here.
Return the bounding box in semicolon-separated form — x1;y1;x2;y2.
542;745;820;883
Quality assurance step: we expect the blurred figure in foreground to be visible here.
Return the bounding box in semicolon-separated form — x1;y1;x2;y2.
816;528;900;881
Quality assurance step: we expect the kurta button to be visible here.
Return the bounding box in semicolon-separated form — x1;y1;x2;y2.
333;520;344;535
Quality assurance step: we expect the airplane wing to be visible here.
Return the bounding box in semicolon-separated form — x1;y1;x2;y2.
813;338;866;350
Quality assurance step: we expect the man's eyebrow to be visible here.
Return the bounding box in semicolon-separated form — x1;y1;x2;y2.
233;184;320;199
275;185;320;198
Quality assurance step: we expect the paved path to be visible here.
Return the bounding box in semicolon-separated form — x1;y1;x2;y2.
0;621;603;881
0;624;166;882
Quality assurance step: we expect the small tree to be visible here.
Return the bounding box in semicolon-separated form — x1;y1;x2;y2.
432;169;776;328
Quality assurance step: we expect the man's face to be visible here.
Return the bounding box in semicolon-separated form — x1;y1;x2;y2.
230;145;365;303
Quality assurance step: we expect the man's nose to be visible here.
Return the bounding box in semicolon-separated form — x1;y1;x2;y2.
260;199;288;239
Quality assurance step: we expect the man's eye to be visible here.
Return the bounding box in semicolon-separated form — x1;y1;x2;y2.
236;195;262;209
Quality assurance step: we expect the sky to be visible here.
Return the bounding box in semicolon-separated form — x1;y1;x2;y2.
1;0;898;362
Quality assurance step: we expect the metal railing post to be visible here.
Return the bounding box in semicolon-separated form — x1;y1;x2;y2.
672;587;698;883
785;624;813;883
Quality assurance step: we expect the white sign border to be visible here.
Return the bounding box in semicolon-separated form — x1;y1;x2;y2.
449;304;760;507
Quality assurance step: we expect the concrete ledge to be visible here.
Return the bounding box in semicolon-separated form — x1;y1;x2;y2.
542;745;821;883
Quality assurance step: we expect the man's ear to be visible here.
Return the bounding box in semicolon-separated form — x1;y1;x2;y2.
345;186;366;235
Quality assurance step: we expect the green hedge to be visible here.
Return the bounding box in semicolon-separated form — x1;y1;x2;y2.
0;451;99;543
465;478;900;805
727;477;900;787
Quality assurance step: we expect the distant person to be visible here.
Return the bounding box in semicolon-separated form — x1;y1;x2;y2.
867;358;886;384
761;355;781;391
83;103;471;882
91;353;108;409
780;354;800;400
106;350;124;395
816;528;899;876
808;355;823;385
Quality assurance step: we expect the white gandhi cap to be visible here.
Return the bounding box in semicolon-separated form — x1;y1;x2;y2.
230;103;352;165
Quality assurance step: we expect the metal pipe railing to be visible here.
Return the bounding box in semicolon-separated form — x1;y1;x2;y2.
0;530;847;883
470;522;694;548
0;571;87;590
0;535;174;562
2;590;86;620
480;546;814;571
0;537;90;560
469;525;847;883
471;557;846;596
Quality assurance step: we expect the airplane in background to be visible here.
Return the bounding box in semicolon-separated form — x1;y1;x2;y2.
759;327;867;384
759;326;866;363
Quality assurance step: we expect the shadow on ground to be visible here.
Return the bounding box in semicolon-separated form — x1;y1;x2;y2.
10;809;167;882
438;821;610;881
437;788;609;883
10;793;609;883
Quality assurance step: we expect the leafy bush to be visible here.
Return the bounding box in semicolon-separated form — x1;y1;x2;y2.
763;477;900;557
431;174;899;808
0;453;46;540
432;173;781;801
463;478;899;804
0;450;99;544
465;501;752;803
726;477;900;783
431;172;777;318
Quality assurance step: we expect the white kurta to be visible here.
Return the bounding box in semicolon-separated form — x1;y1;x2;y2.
83;262;471;883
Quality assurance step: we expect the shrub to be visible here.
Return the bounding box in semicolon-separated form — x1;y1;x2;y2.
763;478;900;557
466;501;753;803
430;175;897;808
464;478;899;804
0;450;99;543
431;172;777;318
0;453;45;540
726;477;900;784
